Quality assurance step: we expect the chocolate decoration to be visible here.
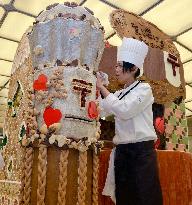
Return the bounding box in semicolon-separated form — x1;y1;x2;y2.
84;7;94;15
70;59;78;66
56;59;63;66
46;3;59;10
110;10;179;57
167;54;180;76
72;79;93;107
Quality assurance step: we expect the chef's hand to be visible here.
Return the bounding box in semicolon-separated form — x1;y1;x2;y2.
96;72;104;90
96;72;110;98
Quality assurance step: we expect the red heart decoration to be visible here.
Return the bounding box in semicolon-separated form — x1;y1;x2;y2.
33;74;48;91
87;101;99;119
43;107;62;127
155;117;165;134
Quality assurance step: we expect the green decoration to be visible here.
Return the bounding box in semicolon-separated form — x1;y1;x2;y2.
170;103;176;110
11;81;23;117
7;100;13;108
171;133;178;144
181;136;189;145
0;134;8;150
19;124;26;142
169;116;177;126
179;103;185;113
8;160;13;172
165;101;189;152
181;119;187;127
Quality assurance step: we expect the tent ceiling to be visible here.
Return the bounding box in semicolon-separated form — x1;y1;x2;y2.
0;0;192;127
143;0;192;36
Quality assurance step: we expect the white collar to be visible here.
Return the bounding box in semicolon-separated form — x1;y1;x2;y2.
123;80;139;92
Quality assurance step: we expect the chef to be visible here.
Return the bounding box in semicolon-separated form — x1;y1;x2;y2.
97;37;163;205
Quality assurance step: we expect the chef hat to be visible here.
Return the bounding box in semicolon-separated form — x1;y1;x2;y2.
117;37;148;69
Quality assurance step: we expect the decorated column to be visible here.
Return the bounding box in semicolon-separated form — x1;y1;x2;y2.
0;2;104;205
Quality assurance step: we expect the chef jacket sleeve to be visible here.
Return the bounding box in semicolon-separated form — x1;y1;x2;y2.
101;84;154;120
98;90;121;118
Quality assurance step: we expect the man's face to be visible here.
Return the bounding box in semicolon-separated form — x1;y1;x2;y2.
115;61;133;84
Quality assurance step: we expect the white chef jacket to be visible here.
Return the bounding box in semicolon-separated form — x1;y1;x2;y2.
99;81;157;203
99;80;157;144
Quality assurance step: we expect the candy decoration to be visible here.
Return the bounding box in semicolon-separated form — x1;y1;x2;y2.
87;101;99;119
33;74;48;91
43;107;62;127
155;117;165;134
